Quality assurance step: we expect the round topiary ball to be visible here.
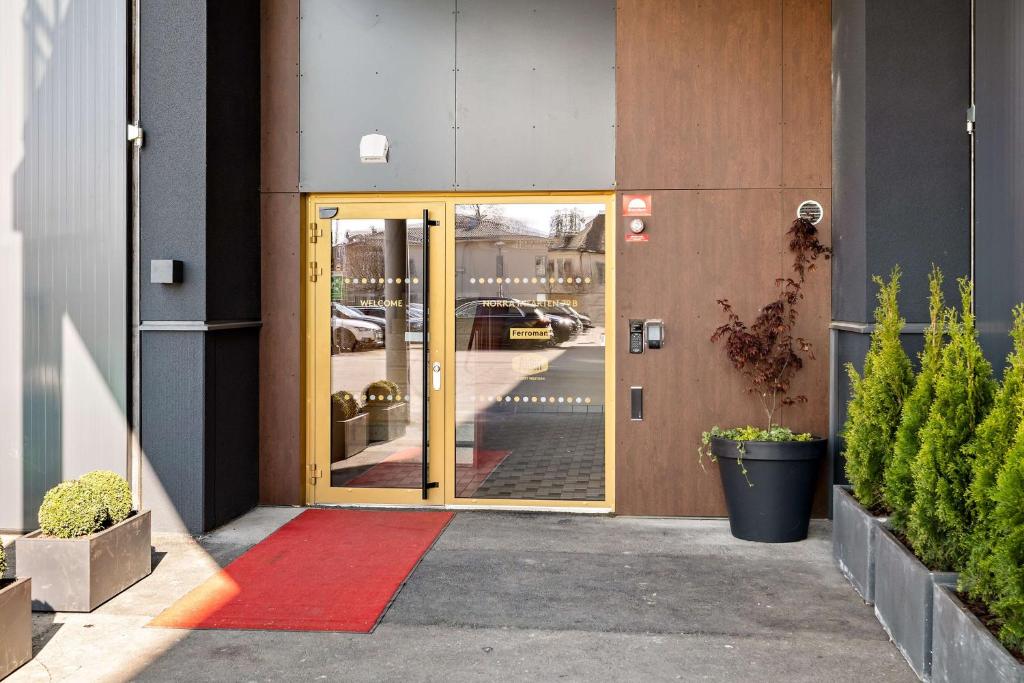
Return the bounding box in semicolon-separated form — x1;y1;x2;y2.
79;470;133;525
363;379;402;404
38;481;107;539
331;391;362;421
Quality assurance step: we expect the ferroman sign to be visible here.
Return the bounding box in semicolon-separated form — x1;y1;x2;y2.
510;328;552;341
622;194;652;217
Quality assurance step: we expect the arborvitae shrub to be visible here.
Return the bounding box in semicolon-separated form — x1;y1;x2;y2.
842;268;914;509
907;279;996;570
885;267;945;533
990;437;1024;652
962;305;1024;604
0;543;6;578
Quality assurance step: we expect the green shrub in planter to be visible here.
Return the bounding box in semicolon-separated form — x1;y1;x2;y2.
0;542;6;577
79;470;133;526
331;391;362;420
38;480;106;539
885;267;946;534
842;268;913;510
907;279;996;571
989;434;1024;652
363;379;402;404
961;305;1024;604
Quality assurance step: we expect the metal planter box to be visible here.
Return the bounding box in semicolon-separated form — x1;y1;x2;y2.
366;401;409;443
0;578;32;678
16;510;152;612
331;411;369;461
873;523;957;680
832;485;886;604
931;584;1024;683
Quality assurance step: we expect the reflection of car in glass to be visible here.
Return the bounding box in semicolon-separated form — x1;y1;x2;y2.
455;297;552;350
354;305;423;332
542;310;579;345
564;305;593;329
334;303;385;329
331;316;382;353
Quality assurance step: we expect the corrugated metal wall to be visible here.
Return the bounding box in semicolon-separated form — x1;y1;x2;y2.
0;0;128;531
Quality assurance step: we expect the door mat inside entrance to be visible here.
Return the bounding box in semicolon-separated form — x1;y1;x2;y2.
148;508;453;633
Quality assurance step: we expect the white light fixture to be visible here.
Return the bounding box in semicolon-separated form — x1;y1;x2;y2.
359;133;389;163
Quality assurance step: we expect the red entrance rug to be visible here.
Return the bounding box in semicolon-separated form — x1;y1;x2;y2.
148;508;453;633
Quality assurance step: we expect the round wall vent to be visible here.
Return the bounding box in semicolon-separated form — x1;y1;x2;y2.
797;200;824;225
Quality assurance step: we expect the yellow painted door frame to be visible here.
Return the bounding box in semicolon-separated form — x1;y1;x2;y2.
303;192;616;512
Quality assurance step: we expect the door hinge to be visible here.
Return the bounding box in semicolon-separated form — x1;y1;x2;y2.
127;123;144;147
309;261;322;282
308;223;323;243
309;463;322;484
966;104;976;135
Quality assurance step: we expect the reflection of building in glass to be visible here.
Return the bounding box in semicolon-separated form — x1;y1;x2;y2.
454;204;606;327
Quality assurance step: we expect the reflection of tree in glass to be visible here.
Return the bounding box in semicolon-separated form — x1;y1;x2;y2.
343;239;384;283
462;204;506;222
549;207;585;240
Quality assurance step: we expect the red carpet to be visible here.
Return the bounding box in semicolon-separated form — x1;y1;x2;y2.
149;509;453;633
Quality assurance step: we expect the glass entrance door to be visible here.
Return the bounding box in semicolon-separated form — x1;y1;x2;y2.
445;199;612;508
307;201;446;505
306;194;613;510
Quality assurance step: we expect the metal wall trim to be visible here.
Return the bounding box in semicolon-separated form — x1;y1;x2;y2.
139;320;263;332
829;320;930;334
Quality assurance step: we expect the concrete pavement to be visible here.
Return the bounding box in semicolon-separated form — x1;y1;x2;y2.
3;508;913;682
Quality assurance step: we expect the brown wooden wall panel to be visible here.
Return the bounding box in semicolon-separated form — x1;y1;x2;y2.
782;0;832;188
614;0;832;517
259;0;303;504
260;0;299;193
616;0;784;189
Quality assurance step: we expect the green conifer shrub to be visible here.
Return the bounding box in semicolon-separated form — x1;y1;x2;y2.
907;279;996;570
0;543;6;578
885;267;945;533
961;305;1024;603
842;268;914;509
989;436;1024;652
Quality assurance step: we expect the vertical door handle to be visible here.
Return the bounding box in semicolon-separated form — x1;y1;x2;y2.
432;361;442;391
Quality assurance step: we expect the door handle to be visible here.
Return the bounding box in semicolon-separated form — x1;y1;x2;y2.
432;361;442;391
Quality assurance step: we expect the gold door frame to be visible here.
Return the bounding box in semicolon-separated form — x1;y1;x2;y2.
303;192;616;511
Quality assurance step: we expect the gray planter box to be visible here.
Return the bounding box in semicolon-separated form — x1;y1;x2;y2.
331;410;369;461
931;584;1024;683
832;485;886;604
16;510;152;612
873;523;957;680
367;401;409;443
0;578;32;679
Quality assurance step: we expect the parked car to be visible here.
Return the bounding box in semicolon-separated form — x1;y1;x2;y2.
454;297;552;350
539;305;583;338
541;310;579;345
565;305;593;329
331;316;382;353
354;304;423;332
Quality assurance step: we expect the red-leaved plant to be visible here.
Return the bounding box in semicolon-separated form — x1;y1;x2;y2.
710;218;831;430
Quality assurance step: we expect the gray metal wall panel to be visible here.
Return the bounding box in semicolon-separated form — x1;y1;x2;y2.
455;0;615;190
975;0;1024;373
140;332;205;534
299;0;456;191
0;0;128;531
139;0;208;321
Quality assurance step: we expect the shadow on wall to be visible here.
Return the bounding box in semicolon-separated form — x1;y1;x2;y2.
1;0;128;531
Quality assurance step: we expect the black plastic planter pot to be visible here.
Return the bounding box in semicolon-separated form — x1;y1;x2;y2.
711;436;825;543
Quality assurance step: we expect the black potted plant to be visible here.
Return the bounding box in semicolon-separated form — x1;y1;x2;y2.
331;390;368;462
363;379;408;443
699;218;830;543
